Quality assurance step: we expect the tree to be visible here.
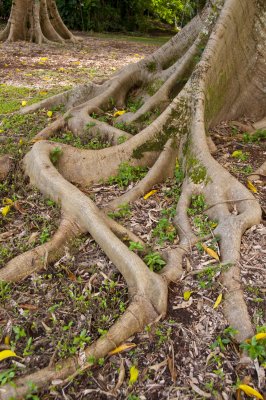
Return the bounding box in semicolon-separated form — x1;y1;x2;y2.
0;0;76;43
0;0;265;397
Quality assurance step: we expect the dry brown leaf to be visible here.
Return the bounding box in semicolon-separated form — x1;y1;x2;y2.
167;356;177;382
190;381;212;398
19;304;38;311
149;359;168;371
112;359;125;393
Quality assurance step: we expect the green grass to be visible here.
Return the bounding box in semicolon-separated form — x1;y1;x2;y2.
0;84;68;114
89;32;171;45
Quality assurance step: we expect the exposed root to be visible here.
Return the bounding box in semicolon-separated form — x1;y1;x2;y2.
0;154;13;182
0;298;162;400
106;138;178;211
0;216;82;282
248;161;266;181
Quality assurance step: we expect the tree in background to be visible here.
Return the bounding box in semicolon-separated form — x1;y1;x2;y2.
0;0;265;398
56;0;205;32
0;0;76;43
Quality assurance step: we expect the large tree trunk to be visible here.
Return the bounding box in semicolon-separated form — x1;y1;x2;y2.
0;0;265;398
0;0;77;43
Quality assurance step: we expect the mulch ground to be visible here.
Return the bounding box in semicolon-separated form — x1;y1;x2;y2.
0;30;265;400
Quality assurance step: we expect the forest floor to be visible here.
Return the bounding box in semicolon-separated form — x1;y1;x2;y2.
0;31;265;400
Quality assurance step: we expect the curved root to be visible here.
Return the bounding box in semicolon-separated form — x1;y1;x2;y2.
0;216;82;282
106;138;178;211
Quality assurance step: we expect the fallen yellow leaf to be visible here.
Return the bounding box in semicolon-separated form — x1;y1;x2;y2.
47;111;53;118
21;101;27;106
40;57;48;62
202;244;220;261
143;190;157;200
238;384;263;399
3;198;13;205
255;333;266;341
213;293;223;309
108;343;136;355
113;110;126;117
129;365;139;385
4;336;10;346
0;350;20;361
39;91;48;96
247;180;258;194
1;205;11;217
183;291;193;301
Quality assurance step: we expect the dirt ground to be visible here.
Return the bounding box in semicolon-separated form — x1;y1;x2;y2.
0;30;265;400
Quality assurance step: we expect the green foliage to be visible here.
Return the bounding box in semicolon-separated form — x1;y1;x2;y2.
127;97;143;113
108;203;132;219
50;147;63;165
242;129;266;143
240;326;266;364
231;150;249;161
0;367;16;386
108;163;148;188
144;252;166;272
211;327;238;352
129;241;144;252
3;1;203;33
0;281;11;302
152;217;176;244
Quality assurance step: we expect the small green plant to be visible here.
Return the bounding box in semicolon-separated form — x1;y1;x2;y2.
23;337;34;356
127;395;140;400
108;163;147;188
127;97;143;113
144;252;166;272
152;218;176;244
0;281;11;302
108;203;131;219
197;261;230;289
39;228;50;244
187;194;206;216
0;368;16;386
242;129;266;143
240;325;266;364
113;121;138;134
231;150;249;161
13;325;27;341
155;323;172;345
26;382;40;400
146;61;157;72
211;326;238;352
117;135;127;144
50;147;63;165
129;241;144;252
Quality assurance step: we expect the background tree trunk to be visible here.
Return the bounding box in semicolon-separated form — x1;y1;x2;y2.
0;0;77;43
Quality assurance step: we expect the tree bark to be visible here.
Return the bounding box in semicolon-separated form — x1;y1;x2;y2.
0;0;77;43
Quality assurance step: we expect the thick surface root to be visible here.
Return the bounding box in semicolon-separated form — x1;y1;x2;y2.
0;216;82;282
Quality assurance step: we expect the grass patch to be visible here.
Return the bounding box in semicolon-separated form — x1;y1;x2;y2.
0;84;68;114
